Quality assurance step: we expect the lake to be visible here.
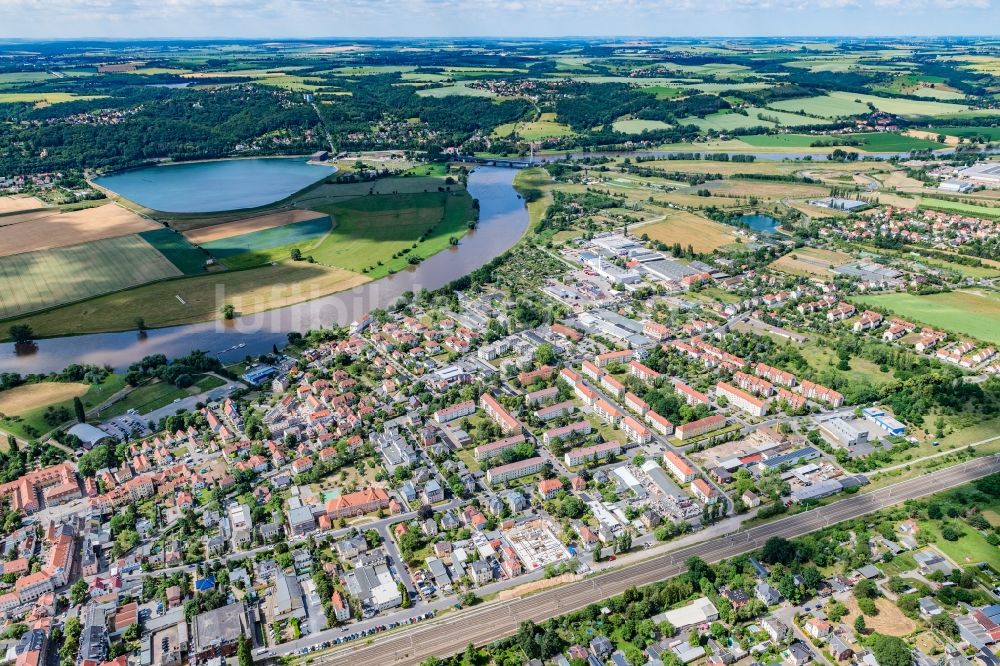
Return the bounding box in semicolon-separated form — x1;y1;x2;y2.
737;213;782;234
94;157;336;213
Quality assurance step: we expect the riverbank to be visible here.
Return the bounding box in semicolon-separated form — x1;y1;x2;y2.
0;166;529;373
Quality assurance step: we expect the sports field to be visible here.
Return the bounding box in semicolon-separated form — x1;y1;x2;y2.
312;191;474;278
0;382;90;415
0;235;182;319
853;289;1000;345
0;203;160;257
2;262;370;337
638;210;739;253
184;209;330;244
139;229;209;274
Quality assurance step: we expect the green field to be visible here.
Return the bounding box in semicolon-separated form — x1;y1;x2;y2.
416;84;497;98
139;229;208;275
641;86;684;100
0;374;127;441
201;216;332;265
98;375;226;419
493;118;574;140
932;126;1000;141
853;289;1000;345
0;92;105;106
917;519;1000;570
679;111;774;132
612;118;674;134
770;91;979;119
0;235;182;319
741;132;943;151
311;191;473;278
919;197;1000;220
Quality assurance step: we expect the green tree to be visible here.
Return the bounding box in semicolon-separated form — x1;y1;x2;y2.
222;304;236;320
237;634;253;666
69;579;89;605
854;615;867;634
73;397;86;424
870;635;911;666
8;325;34;345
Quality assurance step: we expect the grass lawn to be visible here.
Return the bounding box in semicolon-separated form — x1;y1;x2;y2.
98;374;225;419
1;261;369;339
0;374;127;441
310;191;474;279
852;288;1000;345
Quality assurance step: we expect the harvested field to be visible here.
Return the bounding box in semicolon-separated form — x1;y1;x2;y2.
0;382;90;415
771;247;852;277
843;597;917;637
184;209;329;244
638;211;739;253
0;235;181;319
0;195;46;214
0;203;160;257
4;262;370;337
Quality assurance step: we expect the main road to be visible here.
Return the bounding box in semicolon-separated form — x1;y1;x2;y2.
290;453;1000;666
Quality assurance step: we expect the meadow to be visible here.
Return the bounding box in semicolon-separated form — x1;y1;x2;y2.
932;126;1000;141
612;119;674;134
770;91;980;119
853;289;1000;345
0;92;105;107
416;84;497;98
0;235;182;319
918;197;1000;220
311;191;474;278
738;132;945;151
139;229;209;274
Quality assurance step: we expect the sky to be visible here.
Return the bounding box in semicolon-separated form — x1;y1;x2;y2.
0;0;997;40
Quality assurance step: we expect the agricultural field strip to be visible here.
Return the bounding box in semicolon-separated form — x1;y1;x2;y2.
0;235;181;319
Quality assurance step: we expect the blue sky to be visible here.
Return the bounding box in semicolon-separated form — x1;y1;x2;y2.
0;0;996;39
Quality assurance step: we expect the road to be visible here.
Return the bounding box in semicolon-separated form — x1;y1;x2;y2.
284;453;1000;666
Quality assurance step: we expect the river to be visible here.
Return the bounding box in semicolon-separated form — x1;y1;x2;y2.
0;166;528;373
